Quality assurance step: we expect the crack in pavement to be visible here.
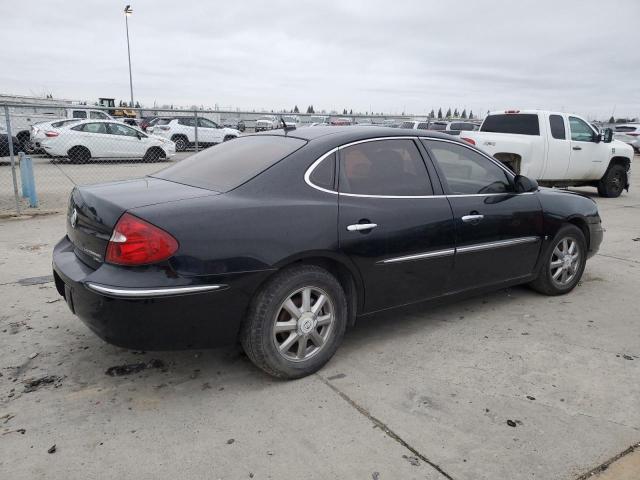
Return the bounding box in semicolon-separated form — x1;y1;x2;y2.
317;373;455;480
596;253;640;265
574;442;640;480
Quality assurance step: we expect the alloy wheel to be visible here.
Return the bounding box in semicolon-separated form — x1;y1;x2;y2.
272;286;334;362
550;237;581;286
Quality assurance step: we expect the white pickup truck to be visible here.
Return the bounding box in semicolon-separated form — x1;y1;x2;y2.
460;110;633;197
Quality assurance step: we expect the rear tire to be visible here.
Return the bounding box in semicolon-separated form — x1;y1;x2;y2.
529;224;587;296
68;146;91;164
597;164;627;198
240;265;347;379
143;147;165;162
171;135;188;152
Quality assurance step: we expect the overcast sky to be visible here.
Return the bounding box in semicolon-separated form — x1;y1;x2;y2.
1;0;638;119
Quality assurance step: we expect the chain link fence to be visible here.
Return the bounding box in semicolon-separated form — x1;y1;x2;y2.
0;101;421;216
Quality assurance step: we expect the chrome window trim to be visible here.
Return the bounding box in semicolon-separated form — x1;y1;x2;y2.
304;135;529;198
378;236;540;264
86;283;225;298
456;236;540;254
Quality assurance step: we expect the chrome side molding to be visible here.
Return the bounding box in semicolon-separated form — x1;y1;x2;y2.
379;248;455;264
85;283;225;298
456;236;539;254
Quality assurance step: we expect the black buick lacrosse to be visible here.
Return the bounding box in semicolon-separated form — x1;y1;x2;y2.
53;126;603;378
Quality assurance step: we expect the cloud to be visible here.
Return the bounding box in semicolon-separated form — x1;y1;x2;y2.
1;0;638;118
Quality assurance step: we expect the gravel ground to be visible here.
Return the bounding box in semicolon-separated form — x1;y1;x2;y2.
0;158;638;479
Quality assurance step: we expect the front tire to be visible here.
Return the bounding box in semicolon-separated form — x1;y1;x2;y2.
597;164;627;198
143;147;165;162
240;265;347;379
529;224;587;295
171;135;188;152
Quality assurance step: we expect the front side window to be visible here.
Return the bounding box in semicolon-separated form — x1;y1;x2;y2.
108;123;140;137
72;110;87;119
569;116;595;142
549;114;566;140
423;140;512;195
338;139;432;196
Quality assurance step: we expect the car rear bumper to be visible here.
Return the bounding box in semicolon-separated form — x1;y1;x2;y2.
52;236;266;350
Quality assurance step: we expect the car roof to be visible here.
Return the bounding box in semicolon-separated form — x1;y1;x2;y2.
250;125;460;145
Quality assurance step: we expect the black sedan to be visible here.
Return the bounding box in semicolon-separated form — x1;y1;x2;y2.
52;127;604;378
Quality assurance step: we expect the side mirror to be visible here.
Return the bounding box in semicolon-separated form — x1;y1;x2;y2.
136;132;143;140
514;174;538;193
601;128;613;143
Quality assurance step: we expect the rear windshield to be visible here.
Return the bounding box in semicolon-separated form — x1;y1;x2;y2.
155;118;173;126
52;119;81;128
449;122;475;131
615;126;638;132
152;135;306;192
481;114;540;135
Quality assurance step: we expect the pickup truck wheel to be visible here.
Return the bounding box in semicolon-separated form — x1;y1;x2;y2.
171;135;188;152
529;224;586;296
240;265;347;379
597;164;626;198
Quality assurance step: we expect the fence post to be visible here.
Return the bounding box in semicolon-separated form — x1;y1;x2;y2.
194;110;199;152
23;156;38;208
19;151;29;198
3;105;21;216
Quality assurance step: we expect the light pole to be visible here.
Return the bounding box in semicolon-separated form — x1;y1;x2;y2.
124;5;134;108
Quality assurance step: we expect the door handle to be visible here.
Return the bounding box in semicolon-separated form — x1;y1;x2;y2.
572;146;582;151
461;214;484;223
347;223;378;232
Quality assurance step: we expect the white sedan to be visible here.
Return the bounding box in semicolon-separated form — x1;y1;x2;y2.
40;120;175;163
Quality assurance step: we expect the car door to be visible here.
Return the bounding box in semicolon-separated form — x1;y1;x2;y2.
567;116;607;180
336;138;456;313
75;122;111;158
107;122;145;158
198;118;223;144
422;139;543;291
541;113;571;180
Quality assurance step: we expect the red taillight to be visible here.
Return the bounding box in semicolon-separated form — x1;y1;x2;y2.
461;137;476;145
105;213;178;266
45;131;59;137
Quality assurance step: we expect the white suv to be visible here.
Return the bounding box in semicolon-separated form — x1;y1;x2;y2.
149;117;240;151
614;124;640;153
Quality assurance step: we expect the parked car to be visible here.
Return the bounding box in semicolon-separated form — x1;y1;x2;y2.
30;118;83;152
330;117;352;126
222;118;246;132
139;116;158;132
149;117;240;151
122;118;142;128
614;124;640;153
445;121;478;136
52;127;603;379
255;115;280;132
39;119;175;162
614;132;640;153
460;110;634;197
282;116;300;128
0;124;20;157
8;106;115;152
400;120;431;130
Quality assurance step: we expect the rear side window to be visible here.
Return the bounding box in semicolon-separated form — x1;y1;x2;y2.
417;122;430;130
72;123;107;134
309;153;335;190
401;122;415;129
424;140;512;195
72;110;87;119
481;114;540;135
178;118;196;127
338;139;432;196
549;115;566;139
153;136;306;192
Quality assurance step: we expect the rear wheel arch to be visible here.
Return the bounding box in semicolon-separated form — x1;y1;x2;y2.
68;145;91;162
265;254;363;326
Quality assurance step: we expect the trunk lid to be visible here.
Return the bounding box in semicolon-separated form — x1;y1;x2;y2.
66;177;217;268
